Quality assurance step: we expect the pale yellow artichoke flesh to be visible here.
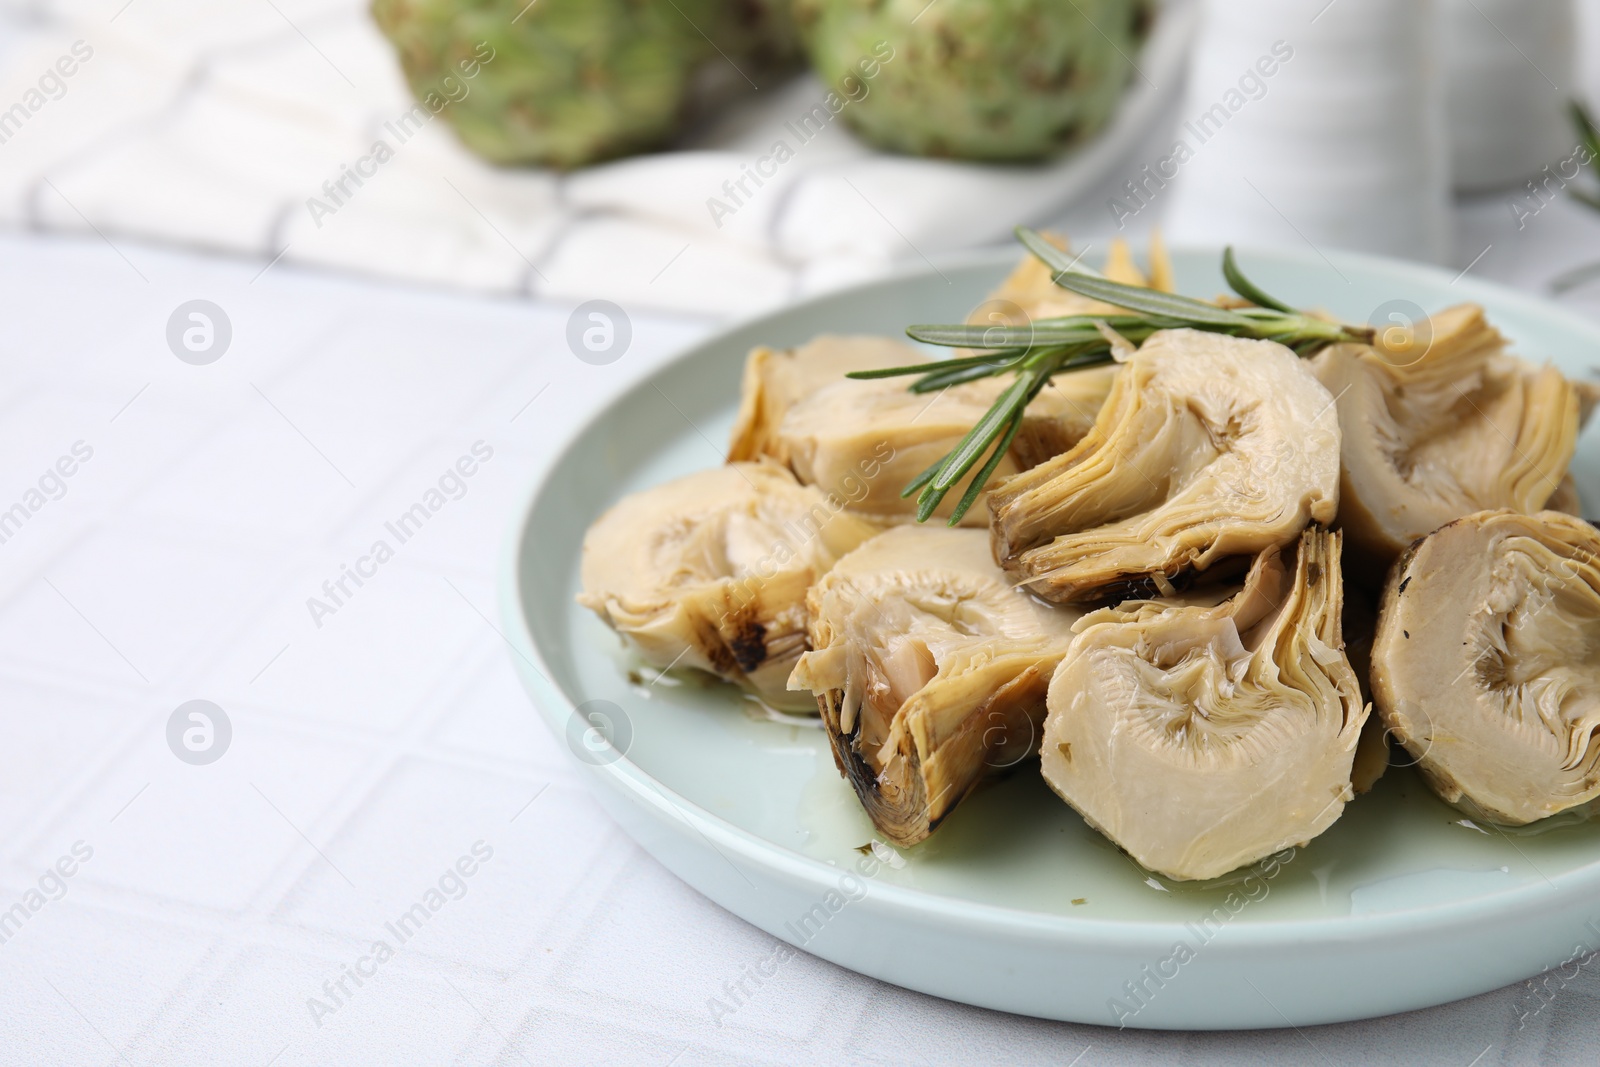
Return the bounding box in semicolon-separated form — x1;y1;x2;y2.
788;526;1082;845
1311;304;1581;576
727;335;925;465
989;329;1341;604
1549;474;1584;517
577;462;880;711
1041;527;1368;881
1372;509;1600;825
780;368;1117;525
728;334;1115;526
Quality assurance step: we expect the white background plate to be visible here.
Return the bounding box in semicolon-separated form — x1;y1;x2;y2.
501;246;1600;1029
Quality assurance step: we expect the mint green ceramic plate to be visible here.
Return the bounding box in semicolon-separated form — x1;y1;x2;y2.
501;247;1600;1029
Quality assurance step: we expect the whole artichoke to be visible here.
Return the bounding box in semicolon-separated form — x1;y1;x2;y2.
372;0;798;169
793;0;1152;162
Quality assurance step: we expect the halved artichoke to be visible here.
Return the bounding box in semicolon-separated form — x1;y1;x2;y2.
727;335;924;465
989;329;1341;604
729;334;1115;526
1371;509;1600;825
1311;305;1582;574
578;461;880;710
789;526;1082;845
1041;527;1368;881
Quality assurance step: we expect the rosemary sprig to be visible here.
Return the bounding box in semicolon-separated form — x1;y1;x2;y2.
852;227;1375;525
1221;247;1294;314
1570;101;1600;213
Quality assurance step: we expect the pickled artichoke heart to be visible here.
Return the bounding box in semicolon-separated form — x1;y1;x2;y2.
1041;527;1367;881
727;335;924;464
729;335;1115;526
1372;510;1600;825
789;526;1082;845
577;462;879;710
989;329;1341;604
1311;305;1581;573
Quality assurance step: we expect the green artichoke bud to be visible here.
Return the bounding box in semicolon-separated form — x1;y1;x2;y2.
372;0;799;170
793;0;1153;162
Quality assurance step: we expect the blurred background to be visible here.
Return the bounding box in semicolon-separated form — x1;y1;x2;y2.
2;0;1599;315
4;0;1600;1064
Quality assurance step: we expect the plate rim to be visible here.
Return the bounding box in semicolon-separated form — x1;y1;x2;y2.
499;242;1600;953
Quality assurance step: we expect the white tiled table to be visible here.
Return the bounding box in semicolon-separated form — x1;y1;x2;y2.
5;170;1600;1066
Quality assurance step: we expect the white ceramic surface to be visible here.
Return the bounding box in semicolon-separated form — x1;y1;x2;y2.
1165;0;1452;264
500;245;1600;1030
